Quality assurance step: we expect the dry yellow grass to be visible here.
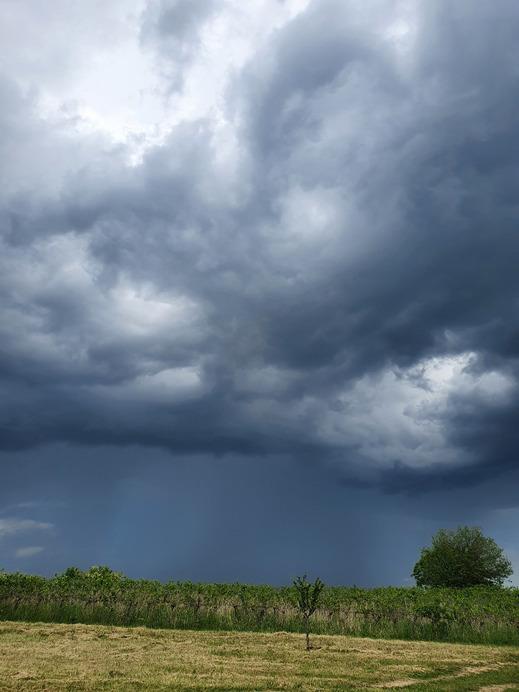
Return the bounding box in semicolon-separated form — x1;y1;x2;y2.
0;621;518;691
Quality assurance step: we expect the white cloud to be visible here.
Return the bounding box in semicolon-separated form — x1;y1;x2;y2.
15;546;45;558
0;518;53;538
321;354;514;471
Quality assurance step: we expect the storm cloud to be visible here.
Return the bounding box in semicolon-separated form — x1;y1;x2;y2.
0;0;518;584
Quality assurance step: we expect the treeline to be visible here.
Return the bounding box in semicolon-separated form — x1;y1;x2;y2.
1;566;518;645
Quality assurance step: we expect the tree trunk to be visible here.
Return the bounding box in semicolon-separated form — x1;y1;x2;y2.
305;615;310;650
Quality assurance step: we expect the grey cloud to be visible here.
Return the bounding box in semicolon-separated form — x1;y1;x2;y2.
232;1;386;162
143;0;216;41
140;0;217;90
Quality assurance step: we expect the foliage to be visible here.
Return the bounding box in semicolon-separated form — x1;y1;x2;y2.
412;525;513;588
292;574;325;649
1;566;518;645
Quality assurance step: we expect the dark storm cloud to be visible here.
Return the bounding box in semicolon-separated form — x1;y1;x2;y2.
231;0;519;368
1;0;519;505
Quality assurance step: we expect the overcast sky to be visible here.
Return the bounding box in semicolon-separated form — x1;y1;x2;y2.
1;0;518;587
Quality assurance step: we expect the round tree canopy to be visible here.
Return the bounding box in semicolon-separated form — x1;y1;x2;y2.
412;525;513;588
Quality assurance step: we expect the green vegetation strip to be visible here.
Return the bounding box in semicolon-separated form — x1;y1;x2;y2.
0;622;518;691
1;566;519;645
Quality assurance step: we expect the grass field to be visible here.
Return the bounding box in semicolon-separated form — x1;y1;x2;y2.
0;622;518;691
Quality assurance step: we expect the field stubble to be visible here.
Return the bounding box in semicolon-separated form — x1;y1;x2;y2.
0;622;518;692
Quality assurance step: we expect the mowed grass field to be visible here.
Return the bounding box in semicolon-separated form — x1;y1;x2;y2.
0;622;518;692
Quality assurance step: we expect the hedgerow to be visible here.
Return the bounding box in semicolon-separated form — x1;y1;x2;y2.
1;566;518;644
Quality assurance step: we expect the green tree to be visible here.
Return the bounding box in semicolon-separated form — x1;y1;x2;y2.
292;574;325;650
412;526;513;588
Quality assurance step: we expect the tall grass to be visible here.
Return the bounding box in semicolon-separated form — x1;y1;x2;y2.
1;566;518;644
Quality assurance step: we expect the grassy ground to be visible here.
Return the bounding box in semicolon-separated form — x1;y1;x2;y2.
0;622;518;691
